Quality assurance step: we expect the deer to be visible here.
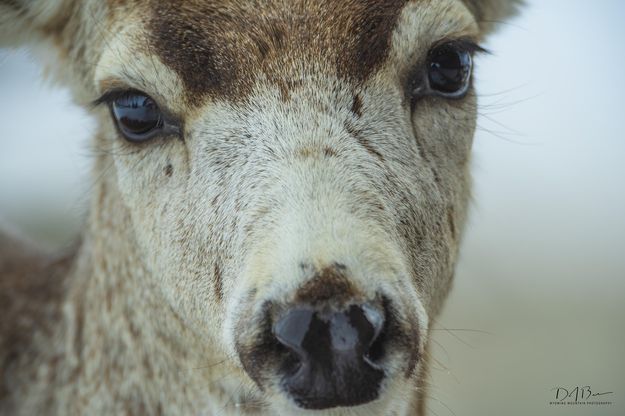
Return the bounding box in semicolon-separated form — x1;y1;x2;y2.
0;0;521;414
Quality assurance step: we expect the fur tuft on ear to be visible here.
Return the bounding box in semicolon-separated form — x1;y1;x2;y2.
0;0;74;47
462;0;524;36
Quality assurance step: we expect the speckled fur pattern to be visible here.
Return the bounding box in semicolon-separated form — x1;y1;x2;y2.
0;0;521;414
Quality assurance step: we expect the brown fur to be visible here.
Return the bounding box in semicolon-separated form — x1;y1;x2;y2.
294;264;361;306
464;0;523;33
149;0;408;104
0;235;73;411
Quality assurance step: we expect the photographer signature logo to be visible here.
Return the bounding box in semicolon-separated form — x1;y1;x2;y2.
550;385;613;406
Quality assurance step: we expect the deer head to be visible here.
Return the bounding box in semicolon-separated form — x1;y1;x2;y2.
1;0;521;413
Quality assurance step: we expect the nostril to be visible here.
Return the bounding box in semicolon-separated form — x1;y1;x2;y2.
337;304;385;361
273;303;386;409
273;308;314;358
274;304;386;362
273;309;316;377
361;303;385;342
365;322;387;363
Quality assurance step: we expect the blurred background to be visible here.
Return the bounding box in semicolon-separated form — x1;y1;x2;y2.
0;0;623;415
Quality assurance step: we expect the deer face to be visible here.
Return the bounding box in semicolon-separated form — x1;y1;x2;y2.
2;0;520;413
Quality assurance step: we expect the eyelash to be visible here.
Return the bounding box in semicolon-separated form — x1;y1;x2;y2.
406;38;488;107
92;89;144;108
437;38;488;55
91;39;486;142
92;89;182;142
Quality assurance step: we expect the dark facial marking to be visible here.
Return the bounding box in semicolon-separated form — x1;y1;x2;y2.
342;0;408;82
345;122;385;163
148;0;408;104
295;265;360;306
377;296;420;378
213;262;223;301
276;79;290;102
236;300;279;390
447;206;456;240
413;132;441;186
149;2;249;105
351;94;363;118
164;164;173;177
323;146;337;157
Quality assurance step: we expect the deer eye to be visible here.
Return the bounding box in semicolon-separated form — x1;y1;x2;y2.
110;92;163;142
427;43;473;97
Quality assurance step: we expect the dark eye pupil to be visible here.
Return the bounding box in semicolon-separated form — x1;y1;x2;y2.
428;47;472;94
112;93;161;139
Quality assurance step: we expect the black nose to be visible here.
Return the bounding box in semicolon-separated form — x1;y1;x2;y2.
273;304;385;409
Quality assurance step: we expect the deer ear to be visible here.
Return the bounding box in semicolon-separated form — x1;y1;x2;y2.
462;0;524;36
0;0;75;47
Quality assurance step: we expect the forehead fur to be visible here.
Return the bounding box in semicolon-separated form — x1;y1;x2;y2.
146;0;408;105
98;0;516;107
462;0;523;33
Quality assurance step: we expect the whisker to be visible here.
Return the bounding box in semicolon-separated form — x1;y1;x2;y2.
176;358;229;374
429;328;493;335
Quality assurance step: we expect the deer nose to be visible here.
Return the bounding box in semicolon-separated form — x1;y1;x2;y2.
273;304;385;409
